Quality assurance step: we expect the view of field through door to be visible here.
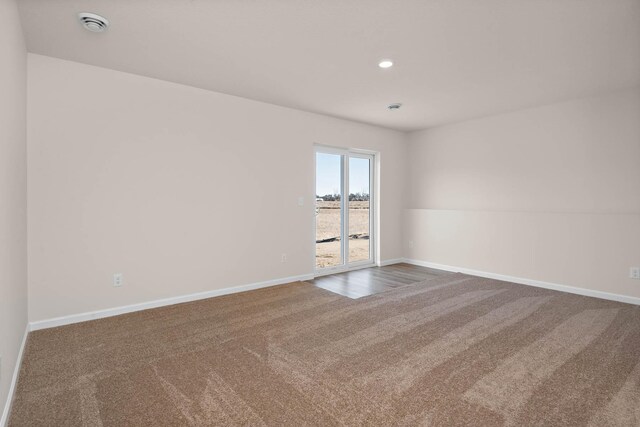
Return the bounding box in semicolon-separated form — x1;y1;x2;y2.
315;148;374;271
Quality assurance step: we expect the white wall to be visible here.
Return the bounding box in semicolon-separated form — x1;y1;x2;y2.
406;89;640;299
27;54;407;322
0;0;27;421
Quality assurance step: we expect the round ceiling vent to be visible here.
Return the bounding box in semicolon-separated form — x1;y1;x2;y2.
78;12;109;33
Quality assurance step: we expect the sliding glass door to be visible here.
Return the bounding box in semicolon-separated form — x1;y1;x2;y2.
315;147;375;272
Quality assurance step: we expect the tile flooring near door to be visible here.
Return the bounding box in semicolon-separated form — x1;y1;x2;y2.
309;263;448;298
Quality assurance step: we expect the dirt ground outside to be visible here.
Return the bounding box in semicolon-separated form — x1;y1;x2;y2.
316;200;370;268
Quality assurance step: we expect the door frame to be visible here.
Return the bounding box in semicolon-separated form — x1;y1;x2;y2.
313;145;377;276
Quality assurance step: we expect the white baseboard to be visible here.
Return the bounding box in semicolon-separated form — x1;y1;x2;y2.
377;258;404;267
29;273;315;331
404;258;640;306
1;324;29;427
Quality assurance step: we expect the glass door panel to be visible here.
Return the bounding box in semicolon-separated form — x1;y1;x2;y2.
348;156;371;264
315;152;344;269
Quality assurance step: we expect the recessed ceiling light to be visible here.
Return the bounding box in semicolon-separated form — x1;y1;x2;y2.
388;103;402;110
78;12;110;33
378;60;394;69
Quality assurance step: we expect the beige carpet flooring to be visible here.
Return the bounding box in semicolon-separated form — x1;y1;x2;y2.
9;273;640;426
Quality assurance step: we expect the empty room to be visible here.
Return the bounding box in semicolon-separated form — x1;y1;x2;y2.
1;0;639;425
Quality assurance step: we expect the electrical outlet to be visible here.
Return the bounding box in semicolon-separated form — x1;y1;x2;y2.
281;253;287;263
409;240;414;249
630;267;640;280
113;273;123;287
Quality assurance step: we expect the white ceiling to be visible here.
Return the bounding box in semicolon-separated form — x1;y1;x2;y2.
17;0;640;131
